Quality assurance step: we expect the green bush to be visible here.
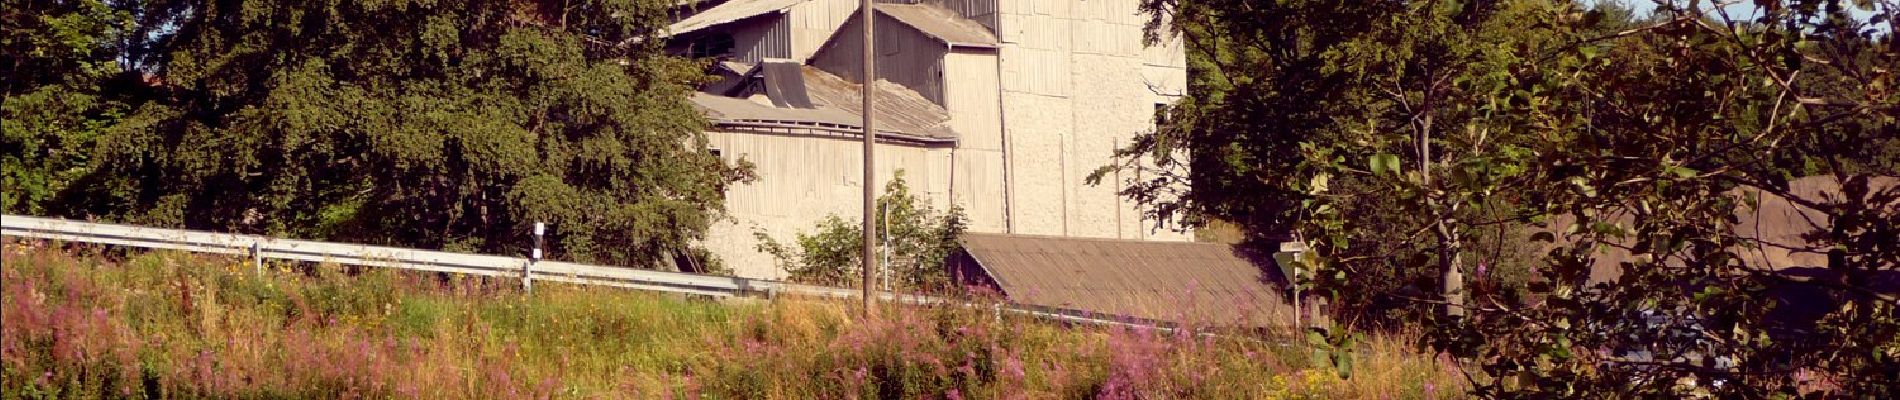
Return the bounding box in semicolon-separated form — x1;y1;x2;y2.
758;171;967;291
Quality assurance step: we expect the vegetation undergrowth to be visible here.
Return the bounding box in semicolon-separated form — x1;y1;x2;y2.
2;241;1459;399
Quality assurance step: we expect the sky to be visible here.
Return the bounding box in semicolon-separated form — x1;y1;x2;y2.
1610;0;1885;22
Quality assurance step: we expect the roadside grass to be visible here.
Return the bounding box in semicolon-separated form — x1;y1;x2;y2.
1;241;1462;399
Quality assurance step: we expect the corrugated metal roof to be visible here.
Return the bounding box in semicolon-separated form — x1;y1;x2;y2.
958;233;1292;327
669;0;803;36
1531;176;1900;283
690;66;956;141
758;60;814;109
800;66;955;139
717;61;755;75
691;92;859;124
876;3;998;48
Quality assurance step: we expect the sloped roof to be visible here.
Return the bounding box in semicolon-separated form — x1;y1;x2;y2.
689;66;956;142
691;93;858;124
958;233;1292;327
800;66;955;139
1533;176;1900;283
876;4;998;48
669;0;802;36
758;61;814;109
717;61;755;75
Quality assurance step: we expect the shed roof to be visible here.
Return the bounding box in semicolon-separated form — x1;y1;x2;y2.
958;233;1292;327
1532;176;1900;283
757;60;815;109
669;0;802;36
689;66;956;143
691;92;857;124
800;66;955;139
875;4;998;48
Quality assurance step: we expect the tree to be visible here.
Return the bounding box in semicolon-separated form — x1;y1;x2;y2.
4;0;752;270
1;0;133;214
1117;0;1584;324
759;171;967;291
1126;0;1899;396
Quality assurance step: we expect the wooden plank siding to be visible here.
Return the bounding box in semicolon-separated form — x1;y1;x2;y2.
788;0;860;61
941;50;1000;151
910;0;999;35
808;11;949;105
728;14;793;63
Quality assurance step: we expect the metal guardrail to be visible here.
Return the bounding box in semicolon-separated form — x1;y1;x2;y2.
0;214;1200;333
1;215;770;297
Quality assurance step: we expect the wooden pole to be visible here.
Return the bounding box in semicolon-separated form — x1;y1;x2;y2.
859;0;878;316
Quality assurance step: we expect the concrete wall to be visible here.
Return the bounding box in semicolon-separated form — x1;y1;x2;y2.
703;129;1008;279
940;50;1009;233
992;0;1190;241
942;50;1001;151
700;0;1192;279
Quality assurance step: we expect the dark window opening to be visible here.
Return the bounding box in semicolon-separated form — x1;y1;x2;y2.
690;33;736;59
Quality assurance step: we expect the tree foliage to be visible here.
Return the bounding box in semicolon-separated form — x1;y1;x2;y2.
2;0;132;214
3;0;750;269
1126;0;1899;397
759;172;967;292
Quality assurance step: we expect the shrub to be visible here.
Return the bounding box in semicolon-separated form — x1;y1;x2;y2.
758;171;967;292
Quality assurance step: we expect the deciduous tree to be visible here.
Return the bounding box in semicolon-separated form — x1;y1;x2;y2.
1124;0;1899;396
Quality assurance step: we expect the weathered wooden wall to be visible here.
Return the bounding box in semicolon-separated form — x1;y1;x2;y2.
809;12;949;104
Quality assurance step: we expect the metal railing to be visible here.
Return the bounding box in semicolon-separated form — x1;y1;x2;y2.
0;214;1196;332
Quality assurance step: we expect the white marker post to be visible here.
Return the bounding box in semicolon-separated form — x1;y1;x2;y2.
251;241;263;275
526;222;544;293
1276;241;1309;329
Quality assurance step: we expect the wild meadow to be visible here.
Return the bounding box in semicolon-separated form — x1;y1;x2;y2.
2;241;1460;399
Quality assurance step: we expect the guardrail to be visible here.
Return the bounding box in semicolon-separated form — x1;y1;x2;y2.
0;214;1195;333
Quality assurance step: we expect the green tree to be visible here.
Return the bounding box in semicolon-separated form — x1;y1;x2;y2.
1126;0;1899;397
8;0;752;270
1116;0;1589;323
759;171;967;291
1;0;133;214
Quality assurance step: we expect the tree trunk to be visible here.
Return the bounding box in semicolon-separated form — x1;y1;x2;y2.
1437;221;1466;317
1419;113;1465;317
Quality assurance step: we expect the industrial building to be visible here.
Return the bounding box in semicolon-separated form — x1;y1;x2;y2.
668;0;1195;279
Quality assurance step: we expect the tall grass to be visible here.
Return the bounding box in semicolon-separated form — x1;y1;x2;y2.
1;240;1462;399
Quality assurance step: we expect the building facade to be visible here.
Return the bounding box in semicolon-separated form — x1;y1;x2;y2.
669;0;1191;279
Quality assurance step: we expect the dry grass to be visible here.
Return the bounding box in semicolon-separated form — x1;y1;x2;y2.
1;241;1463;399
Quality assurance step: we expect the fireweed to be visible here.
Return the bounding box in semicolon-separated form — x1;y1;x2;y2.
2;242;1459;398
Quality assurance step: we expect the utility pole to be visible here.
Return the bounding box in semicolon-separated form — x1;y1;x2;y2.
859;0;878;316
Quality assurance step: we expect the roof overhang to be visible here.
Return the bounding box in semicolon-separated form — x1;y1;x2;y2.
875;4;999;49
668;0;803;37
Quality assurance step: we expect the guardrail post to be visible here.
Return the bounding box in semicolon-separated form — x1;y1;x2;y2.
251;241;263;275
524;222;544;293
